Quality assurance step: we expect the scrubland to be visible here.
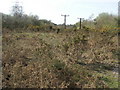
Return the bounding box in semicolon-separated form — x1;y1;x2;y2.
2;28;119;88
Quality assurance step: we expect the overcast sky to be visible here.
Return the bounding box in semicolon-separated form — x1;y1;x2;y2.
0;0;119;24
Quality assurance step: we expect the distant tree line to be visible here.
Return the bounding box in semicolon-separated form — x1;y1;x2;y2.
2;13;55;30
1;12;118;33
76;13;118;32
1;1;118;32
1;1;55;30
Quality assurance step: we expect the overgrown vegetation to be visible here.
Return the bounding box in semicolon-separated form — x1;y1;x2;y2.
2;13;55;30
1;3;119;87
2;25;119;88
76;13;118;32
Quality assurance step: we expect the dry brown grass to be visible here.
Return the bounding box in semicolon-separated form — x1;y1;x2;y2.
2;28;119;88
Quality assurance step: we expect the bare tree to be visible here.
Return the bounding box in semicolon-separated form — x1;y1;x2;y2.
11;1;23;17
